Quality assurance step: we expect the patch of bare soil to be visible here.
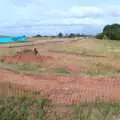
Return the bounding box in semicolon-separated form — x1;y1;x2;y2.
2;50;53;64
0;69;120;104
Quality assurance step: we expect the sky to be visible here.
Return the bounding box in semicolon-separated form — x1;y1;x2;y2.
0;0;120;36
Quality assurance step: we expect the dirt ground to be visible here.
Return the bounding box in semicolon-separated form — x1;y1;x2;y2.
0;38;120;104
0;69;120;104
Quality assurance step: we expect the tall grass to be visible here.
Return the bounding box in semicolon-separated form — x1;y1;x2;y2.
0;96;49;120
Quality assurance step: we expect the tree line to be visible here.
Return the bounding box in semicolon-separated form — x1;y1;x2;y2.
33;23;120;41
33;33;92;38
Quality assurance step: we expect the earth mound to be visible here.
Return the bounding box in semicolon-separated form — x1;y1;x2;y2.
2;49;53;63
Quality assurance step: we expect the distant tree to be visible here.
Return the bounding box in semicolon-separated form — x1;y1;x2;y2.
75;33;81;37
57;33;63;38
43;35;48;37
51;35;56;38
34;34;42;37
68;33;75;38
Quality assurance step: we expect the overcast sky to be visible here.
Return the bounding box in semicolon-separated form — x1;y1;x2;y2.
0;0;120;36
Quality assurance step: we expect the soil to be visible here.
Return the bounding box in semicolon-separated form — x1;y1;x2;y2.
0;40;120;104
2;51;53;64
0;68;120;104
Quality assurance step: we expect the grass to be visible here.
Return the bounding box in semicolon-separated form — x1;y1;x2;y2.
53;39;120;58
0;38;119;77
0;96;49;120
59;57;120;77
0;38;120;119
1;95;120;120
0;38;119;76
75;103;120;120
82;69;120;77
0;49;16;56
0;60;71;75
0;59;120;77
84;62;119;76
49;67;70;74
0;61;43;74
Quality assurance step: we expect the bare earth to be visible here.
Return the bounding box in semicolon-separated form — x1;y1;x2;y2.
0;68;120;104
0;38;120;104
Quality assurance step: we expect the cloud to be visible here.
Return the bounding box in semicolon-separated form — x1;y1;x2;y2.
0;1;120;35
10;0;43;7
68;5;120;18
49;5;120;26
69;6;104;17
62;18;105;25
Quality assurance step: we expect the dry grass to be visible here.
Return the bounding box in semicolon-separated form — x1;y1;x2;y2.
52;39;120;57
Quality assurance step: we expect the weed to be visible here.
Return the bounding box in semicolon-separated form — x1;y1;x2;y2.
51;68;70;74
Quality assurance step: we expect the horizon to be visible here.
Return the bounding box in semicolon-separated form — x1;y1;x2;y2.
0;0;120;36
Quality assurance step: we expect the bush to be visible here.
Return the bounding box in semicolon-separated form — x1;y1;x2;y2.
96;33;105;39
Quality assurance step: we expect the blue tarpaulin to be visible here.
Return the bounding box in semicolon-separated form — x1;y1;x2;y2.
0;36;28;43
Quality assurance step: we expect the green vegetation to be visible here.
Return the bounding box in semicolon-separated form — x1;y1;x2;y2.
0;62;43;74
0;34;120;120
75;103;120;120
85;62;116;76
1;96;120;120
33;33;90;38
96;23;120;40
33;34;42;37
0;61;70;75
0;96;49;120
50;67;70;74
0;59;120;77
96;33;105;39
57;32;64;38
83;70;120;77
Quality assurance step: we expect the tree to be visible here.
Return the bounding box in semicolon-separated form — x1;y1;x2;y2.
96;24;120;40
96;33;105;39
68;33;75;38
34;34;42;37
103;24;120;40
57;33;63;38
